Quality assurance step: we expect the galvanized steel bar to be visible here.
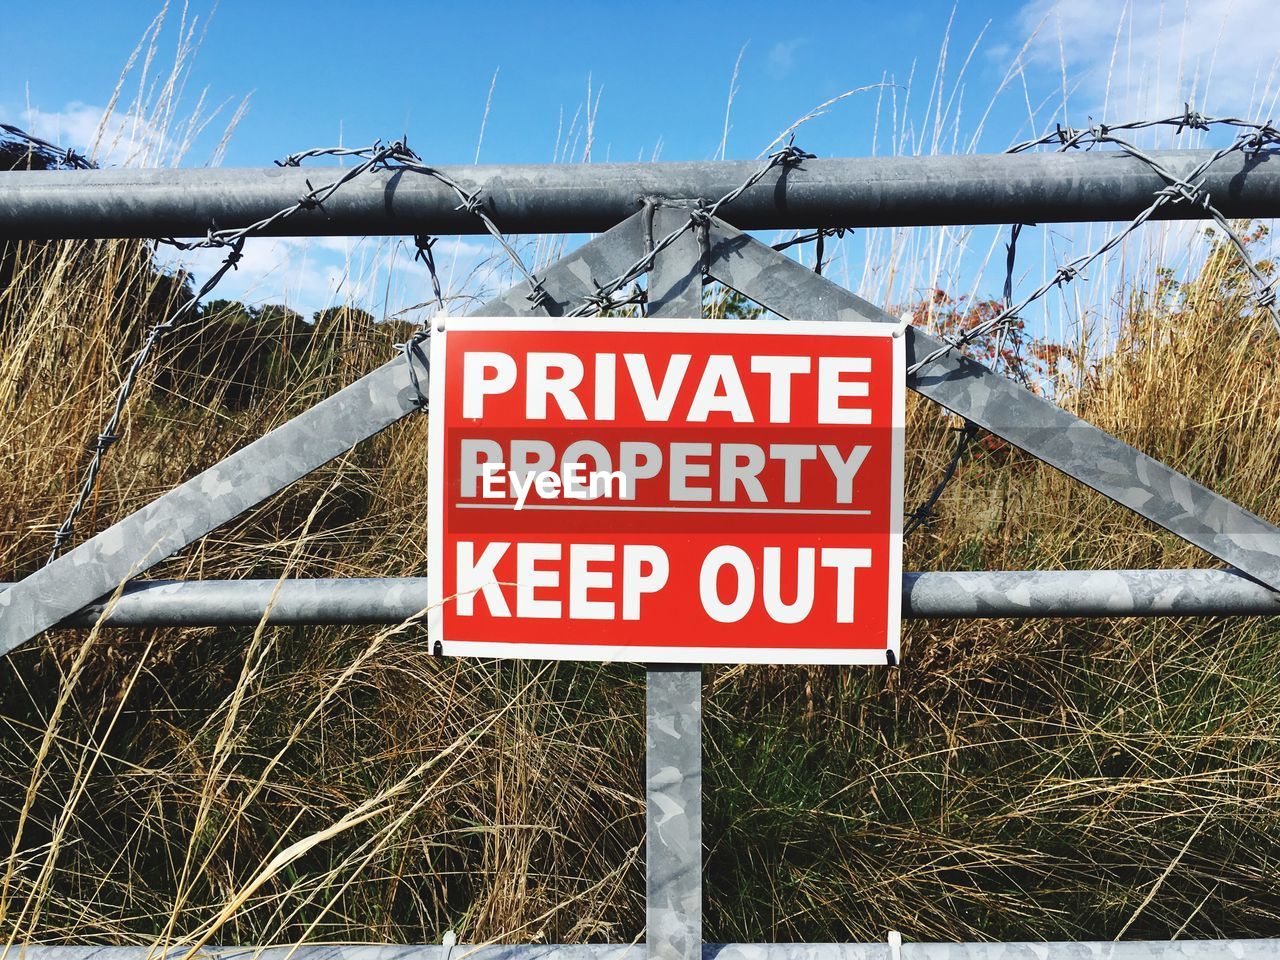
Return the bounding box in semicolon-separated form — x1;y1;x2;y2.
701;219;1280;593
6;569;1278;631
645;204;704;960
10;941;1280;960
646;203;705;316
3;150;1280;240
646;666;704;960
904;568;1280;618
0;213;650;658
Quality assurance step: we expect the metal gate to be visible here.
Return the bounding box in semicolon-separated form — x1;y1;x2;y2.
3;118;1280;958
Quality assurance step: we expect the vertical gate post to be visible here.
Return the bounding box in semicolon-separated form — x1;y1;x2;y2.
645;203;704;960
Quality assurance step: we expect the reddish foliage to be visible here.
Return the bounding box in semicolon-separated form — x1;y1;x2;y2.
905;288;1065;390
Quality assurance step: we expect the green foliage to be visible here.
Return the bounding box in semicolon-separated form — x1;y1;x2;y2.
705;284;765;320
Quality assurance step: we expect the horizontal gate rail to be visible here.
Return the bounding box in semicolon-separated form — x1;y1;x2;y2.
7;569;1278;629
11;941;1280;959
2;149;1280;239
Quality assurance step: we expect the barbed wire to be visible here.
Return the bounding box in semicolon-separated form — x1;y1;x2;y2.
904;421;976;536
5;125;812;558
898;111;1280;531
563;141;816;318
45;142;419;560
0;122;96;170
772;227;848;275
46;236;247;560
7;108;1278;557
276;142;551;311
27;134;558;560
908;108;1280;376
901;221;1024;536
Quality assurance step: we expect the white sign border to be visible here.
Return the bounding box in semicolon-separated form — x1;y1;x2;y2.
427;315;905;666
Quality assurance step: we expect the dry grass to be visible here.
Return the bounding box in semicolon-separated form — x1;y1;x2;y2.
3;6;1280;946
0;234;647;946
2;207;1280;948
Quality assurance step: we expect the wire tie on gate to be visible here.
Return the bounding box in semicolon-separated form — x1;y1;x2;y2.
688;204;714;277
640;196;660;257
413;234;439;273
455;190;486;216
814;227;845;274
413;235;438;263
398;333;431;410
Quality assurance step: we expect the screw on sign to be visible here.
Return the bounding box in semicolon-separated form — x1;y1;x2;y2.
427;317;905;664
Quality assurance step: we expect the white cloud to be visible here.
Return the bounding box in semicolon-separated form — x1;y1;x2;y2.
160;234;491;323
9;101;169;166
767;39;805;77
1018;0;1280;119
6;102;531;320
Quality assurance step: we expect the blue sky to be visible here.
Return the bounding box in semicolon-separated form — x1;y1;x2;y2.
3;1;1044;165
3;0;1279;329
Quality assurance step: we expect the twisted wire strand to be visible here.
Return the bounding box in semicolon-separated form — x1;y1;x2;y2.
5;110;1277;557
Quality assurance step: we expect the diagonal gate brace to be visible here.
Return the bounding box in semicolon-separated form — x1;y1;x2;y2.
6;208;1280;659
0;211;650;656
702;218;1280;591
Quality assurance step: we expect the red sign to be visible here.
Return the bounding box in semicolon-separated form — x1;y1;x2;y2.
427;317;904;664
